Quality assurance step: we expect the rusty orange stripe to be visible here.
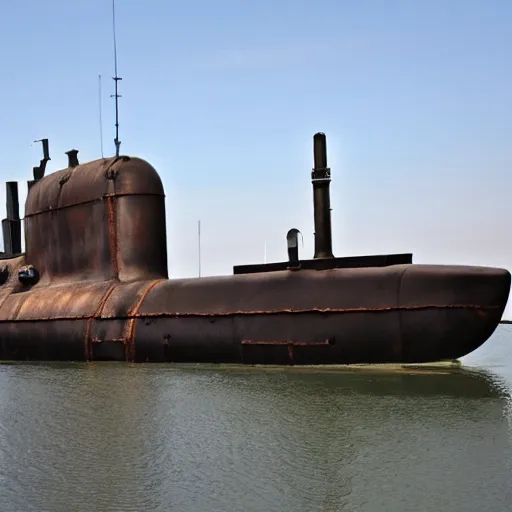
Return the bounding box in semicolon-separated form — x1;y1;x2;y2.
24;192;164;218
0;302;501;323
123;279;166;362
84;283;118;361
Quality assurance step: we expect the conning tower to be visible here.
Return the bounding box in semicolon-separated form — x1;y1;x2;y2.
22;148;168;285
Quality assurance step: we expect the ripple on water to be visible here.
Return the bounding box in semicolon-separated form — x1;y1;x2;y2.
0;327;510;512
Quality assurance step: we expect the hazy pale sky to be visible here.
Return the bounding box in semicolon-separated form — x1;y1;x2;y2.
1;1;512;313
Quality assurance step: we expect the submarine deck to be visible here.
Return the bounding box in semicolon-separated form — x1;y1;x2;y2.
233;253;413;275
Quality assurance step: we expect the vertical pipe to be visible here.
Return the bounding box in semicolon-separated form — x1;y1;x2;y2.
3;182;21;255
6;182;19;221
287;228;300;264
198;220;201;277
112;0;122;157
65;150;80;168
99;75;104;159
311;132;334;259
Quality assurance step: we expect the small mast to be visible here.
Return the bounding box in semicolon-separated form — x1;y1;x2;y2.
311;132;334;259
111;0;122;158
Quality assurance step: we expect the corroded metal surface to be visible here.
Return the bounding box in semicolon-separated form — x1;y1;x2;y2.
0;259;507;364
24;156;167;285
0;133;509;365
312;132;334;259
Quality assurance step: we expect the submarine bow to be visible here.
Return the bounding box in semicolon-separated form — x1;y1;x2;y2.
0;136;508;364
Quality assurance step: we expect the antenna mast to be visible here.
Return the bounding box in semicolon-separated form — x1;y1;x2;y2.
198;220;202;277
99;75;104;158
111;0;122;157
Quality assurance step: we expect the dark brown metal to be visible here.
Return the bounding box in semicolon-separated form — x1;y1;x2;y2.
33;139;50;181
241;338;335;365
312;132;334;259
234;253;413;275
1;182;21;256
0;265;9;285
287;228;301;265
18;264;39;286
65;149;79;168
6;182;19;221
0;133;508;365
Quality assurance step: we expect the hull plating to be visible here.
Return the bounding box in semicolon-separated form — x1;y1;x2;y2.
0;262;508;364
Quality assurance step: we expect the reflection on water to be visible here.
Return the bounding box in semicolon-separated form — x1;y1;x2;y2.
0;328;511;511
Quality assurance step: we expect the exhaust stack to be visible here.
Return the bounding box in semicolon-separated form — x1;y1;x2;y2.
28;138;51;190
65;149;79;168
312;132;334;259
1;181;21;255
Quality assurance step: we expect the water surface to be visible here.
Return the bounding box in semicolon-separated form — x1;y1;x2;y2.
0;326;511;511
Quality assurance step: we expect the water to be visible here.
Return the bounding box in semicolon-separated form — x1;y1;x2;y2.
0;327;511;512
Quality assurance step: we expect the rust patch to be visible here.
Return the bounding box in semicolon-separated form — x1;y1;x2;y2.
136;303;502;318
0;302;503;324
24;193;164;218
288;344;294;363
240;339;334;365
91;337;126;344
123;279;166;362
241;339;334;346
84;283;118;361
106;196;118;279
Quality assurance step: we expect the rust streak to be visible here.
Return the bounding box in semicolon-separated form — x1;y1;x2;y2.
124;279;166;362
84;283;118;361
288;345;294;364
2;302;503;324
106;196;119;279
25;192;165;218
84;319;93;361
140;303;501;317
242;339;332;346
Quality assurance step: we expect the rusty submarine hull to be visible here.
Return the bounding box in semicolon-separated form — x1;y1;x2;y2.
0;133;508;364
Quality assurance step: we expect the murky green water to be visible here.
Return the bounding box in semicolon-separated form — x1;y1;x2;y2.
0;327;511;512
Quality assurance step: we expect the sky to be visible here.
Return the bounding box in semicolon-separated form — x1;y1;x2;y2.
1;1;512;313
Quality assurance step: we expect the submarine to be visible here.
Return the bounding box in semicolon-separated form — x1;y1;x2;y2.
0;133;508;364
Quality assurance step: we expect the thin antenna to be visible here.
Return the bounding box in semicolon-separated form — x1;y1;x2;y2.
198;220;202;277
264;239;267;263
111;0;122;157
99;75;104;158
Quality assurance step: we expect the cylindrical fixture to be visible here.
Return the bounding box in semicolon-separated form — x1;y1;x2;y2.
65;149;79;168
287;228;301;264
311;132;334;259
6;182;19;220
2;182;21;255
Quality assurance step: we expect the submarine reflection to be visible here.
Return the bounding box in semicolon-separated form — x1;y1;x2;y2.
168;363;512;399
148;363;512;512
